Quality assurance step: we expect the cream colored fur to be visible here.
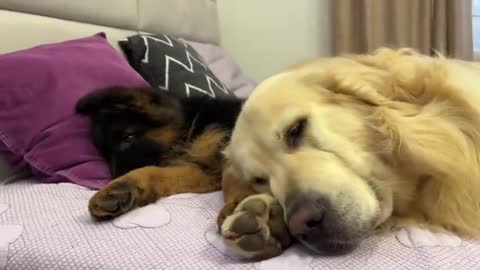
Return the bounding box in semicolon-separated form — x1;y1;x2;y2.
227;48;480;239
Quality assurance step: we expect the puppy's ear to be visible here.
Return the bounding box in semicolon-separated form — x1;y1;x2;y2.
77;86;184;127
75;86;132;115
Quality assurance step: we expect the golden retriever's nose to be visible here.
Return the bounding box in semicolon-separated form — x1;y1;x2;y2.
287;204;324;236
287;196;326;236
286;195;359;255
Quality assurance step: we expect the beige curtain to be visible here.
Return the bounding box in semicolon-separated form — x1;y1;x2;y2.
332;0;473;60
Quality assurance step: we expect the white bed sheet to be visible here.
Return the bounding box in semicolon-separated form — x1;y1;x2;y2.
1;178;480;270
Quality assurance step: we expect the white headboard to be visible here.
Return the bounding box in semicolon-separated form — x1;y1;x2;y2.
0;0;220;54
0;0;220;179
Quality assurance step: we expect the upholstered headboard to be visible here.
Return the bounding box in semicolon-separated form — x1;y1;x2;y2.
0;0;219;54
0;0;220;179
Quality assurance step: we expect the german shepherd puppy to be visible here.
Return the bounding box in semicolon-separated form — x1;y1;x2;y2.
76;86;244;219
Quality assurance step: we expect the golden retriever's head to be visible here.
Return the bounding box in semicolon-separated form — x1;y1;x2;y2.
225;52;419;254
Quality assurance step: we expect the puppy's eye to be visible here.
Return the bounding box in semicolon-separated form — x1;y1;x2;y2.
285;117;308;148
123;134;136;143
119;134;136;151
253;177;269;186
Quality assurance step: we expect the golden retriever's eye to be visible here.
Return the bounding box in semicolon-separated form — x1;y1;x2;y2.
253;177;269;186
285;117;308;148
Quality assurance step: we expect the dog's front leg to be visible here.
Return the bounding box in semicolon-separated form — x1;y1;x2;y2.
88;164;221;219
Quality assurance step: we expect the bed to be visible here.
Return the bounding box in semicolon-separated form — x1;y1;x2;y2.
1;1;480;269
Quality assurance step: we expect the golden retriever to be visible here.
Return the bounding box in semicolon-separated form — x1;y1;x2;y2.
217;48;480;259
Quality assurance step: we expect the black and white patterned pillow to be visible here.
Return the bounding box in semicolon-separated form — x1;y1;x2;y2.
119;34;235;99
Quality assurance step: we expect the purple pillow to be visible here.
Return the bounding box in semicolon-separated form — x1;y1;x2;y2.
0;33;149;189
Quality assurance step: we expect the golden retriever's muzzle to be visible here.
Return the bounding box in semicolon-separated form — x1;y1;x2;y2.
286;193;362;255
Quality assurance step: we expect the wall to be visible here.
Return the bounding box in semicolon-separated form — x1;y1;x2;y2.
217;0;332;82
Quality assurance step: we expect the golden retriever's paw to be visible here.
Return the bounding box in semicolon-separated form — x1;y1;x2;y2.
221;194;293;260
88;178;152;220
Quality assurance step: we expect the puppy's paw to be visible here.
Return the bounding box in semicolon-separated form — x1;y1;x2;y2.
88;177;152;220
221;194;293;260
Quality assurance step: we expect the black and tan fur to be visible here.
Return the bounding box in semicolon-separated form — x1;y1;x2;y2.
76;87;245;219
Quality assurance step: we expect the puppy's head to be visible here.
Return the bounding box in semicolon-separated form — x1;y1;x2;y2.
226;55;405;255
76;87;182;177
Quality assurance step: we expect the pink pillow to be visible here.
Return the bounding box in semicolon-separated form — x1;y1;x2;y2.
0;33;149;189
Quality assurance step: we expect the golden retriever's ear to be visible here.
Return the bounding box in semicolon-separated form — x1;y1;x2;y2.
326;68;393;107
352;48;451;103
315;49;480;181
301;55;391;108
313;48;441;108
